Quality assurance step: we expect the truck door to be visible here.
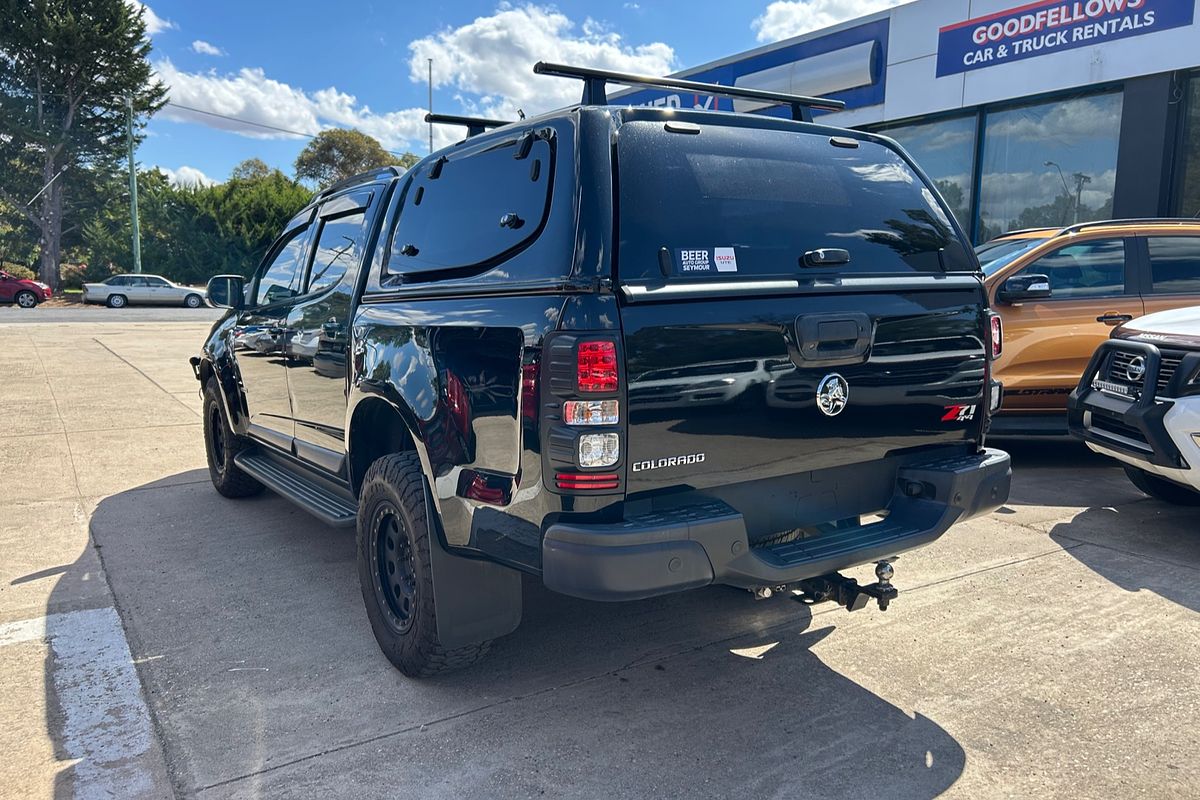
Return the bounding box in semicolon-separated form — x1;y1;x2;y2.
992;237;1142;412
232;216;313;451
285;188;376;475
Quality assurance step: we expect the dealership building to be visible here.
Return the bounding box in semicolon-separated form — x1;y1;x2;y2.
618;0;1200;244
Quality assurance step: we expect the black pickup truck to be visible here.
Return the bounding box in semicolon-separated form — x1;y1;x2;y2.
194;63;1011;677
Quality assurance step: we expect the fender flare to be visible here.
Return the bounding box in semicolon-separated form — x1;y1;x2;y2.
346;381;438;506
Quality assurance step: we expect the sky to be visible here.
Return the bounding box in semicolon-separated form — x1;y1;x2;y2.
132;0;905;186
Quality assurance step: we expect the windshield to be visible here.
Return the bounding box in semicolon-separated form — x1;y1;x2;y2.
616;121;974;279
977;238;1047;276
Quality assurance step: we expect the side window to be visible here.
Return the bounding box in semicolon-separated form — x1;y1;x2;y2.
255;228;308;306
1016;238;1127;299
1147;237;1200;294
129;276;149;287
388;134;553;275
108;276;129;286
145;277;169;287
307;211;366;295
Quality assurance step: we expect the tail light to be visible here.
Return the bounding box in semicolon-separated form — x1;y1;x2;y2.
555;472;619;491
543;335;625;494
988;312;1003;360
577;341;618;392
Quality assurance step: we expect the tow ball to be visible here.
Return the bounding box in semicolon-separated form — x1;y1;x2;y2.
796;561;898;612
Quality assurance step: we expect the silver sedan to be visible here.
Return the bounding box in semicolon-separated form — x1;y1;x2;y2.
82;274;206;308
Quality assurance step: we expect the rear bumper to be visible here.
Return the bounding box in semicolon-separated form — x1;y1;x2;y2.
542;447;1011;601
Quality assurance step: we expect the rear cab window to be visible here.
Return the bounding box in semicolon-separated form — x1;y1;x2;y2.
615;120;973;281
1146;236;1200;294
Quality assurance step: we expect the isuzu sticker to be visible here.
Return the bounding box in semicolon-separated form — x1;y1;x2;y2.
674;247;738;274
714;247;738;272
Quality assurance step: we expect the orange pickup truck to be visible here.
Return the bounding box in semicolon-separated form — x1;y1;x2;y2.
979;219;1200;436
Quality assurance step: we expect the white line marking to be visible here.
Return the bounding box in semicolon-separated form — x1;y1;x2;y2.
0;608;161;799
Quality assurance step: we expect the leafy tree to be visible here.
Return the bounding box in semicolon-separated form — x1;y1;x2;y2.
294;129;417;188
229;158;272;182
0;0;167;289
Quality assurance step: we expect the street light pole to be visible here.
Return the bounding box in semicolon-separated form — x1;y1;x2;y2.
1044;160;1070;226
126;96;142;274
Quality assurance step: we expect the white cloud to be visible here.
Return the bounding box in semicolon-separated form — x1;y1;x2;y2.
408;4;675;118
191;40;225;57
126;0;175;35
152;5;675;154
752;0;902;42
158;165;215;188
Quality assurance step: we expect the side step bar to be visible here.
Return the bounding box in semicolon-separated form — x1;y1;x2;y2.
234;451;357;527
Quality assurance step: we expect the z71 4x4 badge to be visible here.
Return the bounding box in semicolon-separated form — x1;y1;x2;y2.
942;404;977;422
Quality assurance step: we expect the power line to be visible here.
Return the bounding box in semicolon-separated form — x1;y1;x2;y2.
164;101;412;157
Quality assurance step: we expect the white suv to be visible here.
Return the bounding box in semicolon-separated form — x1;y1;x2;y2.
1068;307;1200;505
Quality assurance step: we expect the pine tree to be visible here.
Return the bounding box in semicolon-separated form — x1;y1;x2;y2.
0;0;166;288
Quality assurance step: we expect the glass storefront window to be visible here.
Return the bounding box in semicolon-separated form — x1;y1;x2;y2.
977;91;1123;243
877;114;976;231
1178;73;1200;218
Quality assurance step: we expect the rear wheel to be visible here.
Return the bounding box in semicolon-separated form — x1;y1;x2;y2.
107;294;127;309
184;293;203;308
357;452;491;677
1123;465;1200;506
203;378;263;498
15;290;38;308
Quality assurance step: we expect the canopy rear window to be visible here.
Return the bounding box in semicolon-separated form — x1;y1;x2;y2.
616;121;972;279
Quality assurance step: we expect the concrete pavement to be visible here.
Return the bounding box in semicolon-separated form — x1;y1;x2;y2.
1;319;1198;799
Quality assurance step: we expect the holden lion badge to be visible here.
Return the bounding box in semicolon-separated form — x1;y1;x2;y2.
816;373;849;417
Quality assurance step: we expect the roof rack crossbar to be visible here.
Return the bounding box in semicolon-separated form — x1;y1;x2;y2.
424;113;513;138
532;61;845;122
1056;217;1200;237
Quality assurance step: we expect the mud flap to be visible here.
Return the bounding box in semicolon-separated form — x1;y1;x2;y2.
423;484;523;649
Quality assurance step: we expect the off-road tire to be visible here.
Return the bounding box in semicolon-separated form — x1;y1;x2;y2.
1123;465;1200;506
107;294;127;308
357;452;491;677
184;293;203;308
15;290;38;308
203;378;263;498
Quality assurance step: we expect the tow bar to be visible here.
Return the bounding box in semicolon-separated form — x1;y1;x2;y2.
796;561;897;612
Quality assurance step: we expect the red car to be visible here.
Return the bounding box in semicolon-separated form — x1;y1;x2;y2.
0;270;52;308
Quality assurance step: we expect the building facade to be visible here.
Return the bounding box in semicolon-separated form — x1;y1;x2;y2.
618;0;1200;243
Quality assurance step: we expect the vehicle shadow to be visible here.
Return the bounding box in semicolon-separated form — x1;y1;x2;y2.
992;438;1141;510
1046;503;1200;614
72;470;966;798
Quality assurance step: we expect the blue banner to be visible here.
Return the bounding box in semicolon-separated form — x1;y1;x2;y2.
936;0;1195;77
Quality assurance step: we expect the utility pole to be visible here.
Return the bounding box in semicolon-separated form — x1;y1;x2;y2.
126;96;142;274
1071;172;1092;225
427;58;434;154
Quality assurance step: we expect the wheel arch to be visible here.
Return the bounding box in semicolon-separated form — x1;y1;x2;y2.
347;393;424;497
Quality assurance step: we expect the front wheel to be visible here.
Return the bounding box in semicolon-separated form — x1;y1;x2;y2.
15;290;39;308
1123;465;1200;506
357;452;491;677
203;379;263;498
107;294;127;309
184;293;202;308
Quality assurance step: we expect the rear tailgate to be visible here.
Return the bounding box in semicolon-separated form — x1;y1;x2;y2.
615;117;987;499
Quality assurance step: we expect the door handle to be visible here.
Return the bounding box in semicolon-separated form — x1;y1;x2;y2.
1096;313;1133;325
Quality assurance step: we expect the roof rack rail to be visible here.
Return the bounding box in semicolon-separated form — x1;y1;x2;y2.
533;61;845;122
314;166;404;203
424;113;513;138
1056;217;1200;237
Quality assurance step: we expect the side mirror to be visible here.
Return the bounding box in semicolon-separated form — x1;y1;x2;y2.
206;274;245;309
997;273;1051;304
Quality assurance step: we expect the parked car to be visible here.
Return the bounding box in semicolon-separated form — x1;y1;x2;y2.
1067;306;1200;505
979;219;1200;435
82;274;205;308
192;62;1011;678
0;270;52;308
